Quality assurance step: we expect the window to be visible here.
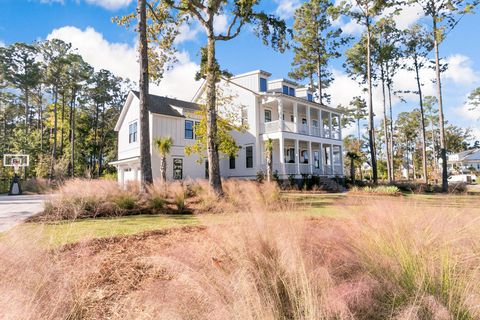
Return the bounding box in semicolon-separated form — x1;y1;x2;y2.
128;122;137;143
302;118;307;125
185;120;194;139
301;150;309;164
241;107;248;126
282;85;289;94
229;155;236;169
290;114;294;122
307;93;313;102
312;119;318;127
246;146;253;168
289;87;295;96
173;158;183;180
260;78;268;92
264;109;272;123
286;148;295;163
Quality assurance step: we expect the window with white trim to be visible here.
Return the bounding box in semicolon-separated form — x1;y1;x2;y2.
264;109;272;123
129;122;137;143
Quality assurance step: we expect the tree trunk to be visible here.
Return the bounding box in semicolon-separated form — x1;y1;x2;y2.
266;150;272;182
317;58;322;105
70;89;76;177
350;158;355;183
366;16;378;184
205;31;223;196
138;0;153;190
433;17;448;192
387;83;395;181
414;55;428;184
381;64;392;183
160;156;167;182
60;94;65;156
50;88;58;179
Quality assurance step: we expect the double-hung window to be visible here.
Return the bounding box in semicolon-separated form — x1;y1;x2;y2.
185;120;194;139
264;109;272;123
128;122;137;143
245;146;253;168
229;155;236;169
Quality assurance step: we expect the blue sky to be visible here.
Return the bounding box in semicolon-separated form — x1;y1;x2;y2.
1;0;479;141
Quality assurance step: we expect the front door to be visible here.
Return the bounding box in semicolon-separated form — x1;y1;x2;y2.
173;158;183;180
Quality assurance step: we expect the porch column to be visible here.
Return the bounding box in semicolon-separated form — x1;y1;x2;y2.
279;138;285;175
329;145;334;176
319;143;324;175
295;139;300;175
308;141;313;174
339;145;344;176
118;167;125;188
306;106;311;135
277;98;284;131
328;112;332;139
133;166;139;182
339;114;343;140
293;102;298;133
319;111;323;137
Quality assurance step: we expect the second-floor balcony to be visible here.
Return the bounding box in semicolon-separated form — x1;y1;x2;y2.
260;95;342;140
261;119;341;139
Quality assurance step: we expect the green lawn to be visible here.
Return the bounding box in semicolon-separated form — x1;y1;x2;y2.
6;214;198;247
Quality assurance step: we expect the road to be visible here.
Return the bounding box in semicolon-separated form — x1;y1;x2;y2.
0;194;47;232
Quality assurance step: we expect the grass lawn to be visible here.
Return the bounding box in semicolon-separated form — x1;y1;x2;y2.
6;214;199;247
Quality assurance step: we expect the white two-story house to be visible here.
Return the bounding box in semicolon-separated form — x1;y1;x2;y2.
111;70;344;185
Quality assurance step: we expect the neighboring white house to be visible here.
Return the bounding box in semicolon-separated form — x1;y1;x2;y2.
111;70;344;185
447;149;480;173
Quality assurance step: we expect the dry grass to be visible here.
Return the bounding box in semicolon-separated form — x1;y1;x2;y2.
1;180;480;319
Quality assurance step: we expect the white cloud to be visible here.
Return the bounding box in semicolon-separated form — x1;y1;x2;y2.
390;3;424;30
0;40;5;47
47;26;201;100
214;14;229;35
274;0;301;20
443;54;480;85
84;0;134;10
175;22;202;44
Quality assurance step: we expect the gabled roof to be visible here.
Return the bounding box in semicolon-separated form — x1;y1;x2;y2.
114;91;200;131
449;149;480;162
131;91;200;117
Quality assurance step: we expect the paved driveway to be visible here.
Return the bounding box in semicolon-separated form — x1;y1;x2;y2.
0;194;48;232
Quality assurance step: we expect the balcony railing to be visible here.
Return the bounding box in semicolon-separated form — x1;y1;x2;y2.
266;163;343;176
261;120;340;140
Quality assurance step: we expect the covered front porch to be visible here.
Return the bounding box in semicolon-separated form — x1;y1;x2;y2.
261;137;343;177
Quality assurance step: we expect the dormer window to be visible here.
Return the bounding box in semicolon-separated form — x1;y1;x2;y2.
289;87;295;96
260;78;268;92
282;85;289;95
307;93;313;102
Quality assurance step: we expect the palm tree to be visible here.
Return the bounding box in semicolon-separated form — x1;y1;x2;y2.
264;138;274;182
154;137;173;182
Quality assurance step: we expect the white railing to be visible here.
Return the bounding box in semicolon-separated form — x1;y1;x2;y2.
284;163;297;175
261;120;340;140
312;166;323;175
299;164;311;174
324;165;333;175
333;165;343;175
310;126;321;137
284;121;296;132
263;120;280;133
298;124;308;135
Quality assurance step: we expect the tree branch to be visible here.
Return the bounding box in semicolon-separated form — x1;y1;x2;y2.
215;15;245;41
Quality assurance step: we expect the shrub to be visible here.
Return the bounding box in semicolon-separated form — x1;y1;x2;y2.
113;194;136;211
149;196;166;211
22;178;52;194
351;185;402;196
